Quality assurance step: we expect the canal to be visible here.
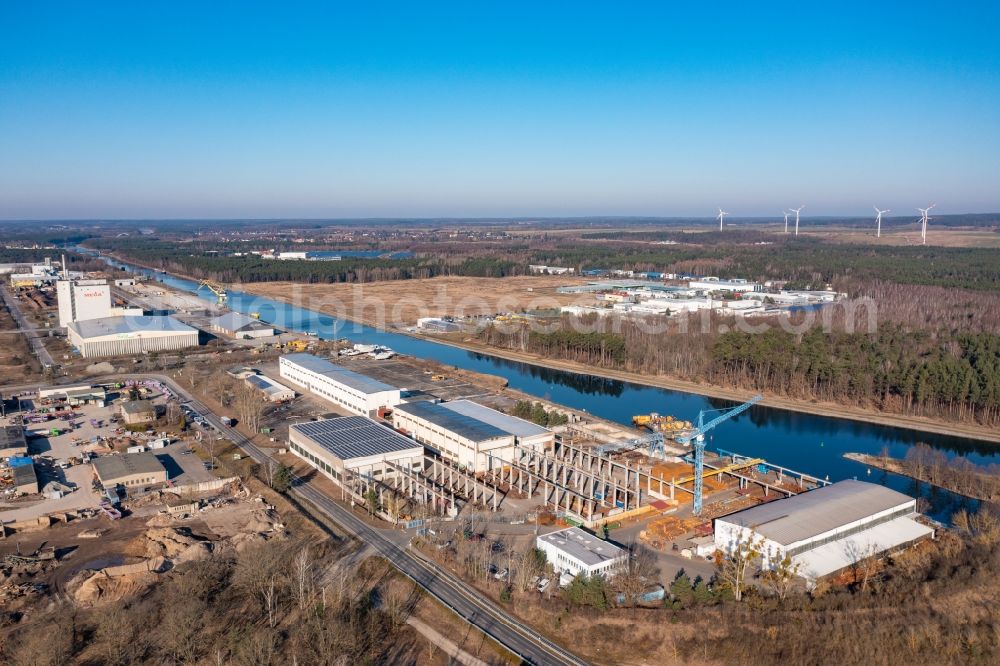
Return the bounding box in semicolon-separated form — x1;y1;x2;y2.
88;250;995;521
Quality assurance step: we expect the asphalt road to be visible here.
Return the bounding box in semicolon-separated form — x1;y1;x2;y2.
1;286;55;367
157;375;589;666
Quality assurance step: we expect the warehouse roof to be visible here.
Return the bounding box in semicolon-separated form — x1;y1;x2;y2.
211;312;273;333
68;315;196;339
717;480;917;546
246;374;293;397
791;516;934;580
538;527;625;567
291;416;420;462
120;400;155;415
395;400;510;442
440;400;550;437
282;353;397;395
92;452;167;482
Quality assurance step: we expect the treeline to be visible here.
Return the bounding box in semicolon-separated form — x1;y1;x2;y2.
86;239;527;283
480;319;1000;426
0;539;422;666
900;443;1000;500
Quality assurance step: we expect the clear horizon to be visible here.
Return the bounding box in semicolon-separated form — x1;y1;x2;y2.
2;2;999;219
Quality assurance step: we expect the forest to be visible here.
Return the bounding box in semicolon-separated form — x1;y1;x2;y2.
480;314;1000;426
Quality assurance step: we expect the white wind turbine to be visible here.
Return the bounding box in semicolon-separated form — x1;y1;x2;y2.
790;205;804;235
917;203;935;245
783;211;790;233
717;208;729;231
874;206;890;239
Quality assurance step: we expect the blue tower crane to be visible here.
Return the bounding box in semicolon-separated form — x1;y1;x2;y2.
675;395;763;515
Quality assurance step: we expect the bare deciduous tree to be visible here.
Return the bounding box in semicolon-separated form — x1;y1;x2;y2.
715;532;764;602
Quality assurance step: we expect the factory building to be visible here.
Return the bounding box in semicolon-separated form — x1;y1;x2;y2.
392;399;549;472
437;399;553;451
688;277;761;293
0;426;28;458
67;315;199;358
92;451;168;489
714;479;934;583
288;416;424;485
210;312;276;339
279;353;402;416
536;527;627;581
245;373;295;402
57;278;113;327
119;400;157;425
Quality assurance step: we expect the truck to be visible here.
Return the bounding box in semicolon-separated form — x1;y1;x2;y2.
221;416;234;427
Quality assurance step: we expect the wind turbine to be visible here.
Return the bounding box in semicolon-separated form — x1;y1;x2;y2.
717;209;729;231
874;206;890;239
917;203;935;245
790;205;804;236
782;211;790;233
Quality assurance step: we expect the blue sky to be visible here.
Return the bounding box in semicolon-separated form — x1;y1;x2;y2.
2;1;999;219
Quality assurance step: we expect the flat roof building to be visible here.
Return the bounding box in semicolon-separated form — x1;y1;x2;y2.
57;278;113;327
0;426;28;458
393;400;515;472
714;479;934;583
210;312;276;339
119;400;157;425
279;353;402;416
536;527;627;581
246;373;295;402
438;399;553;451
67;315;199;358
288;416;423;486
92;452;168;489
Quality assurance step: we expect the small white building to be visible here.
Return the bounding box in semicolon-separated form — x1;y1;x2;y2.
67;315;199;357
536;527;627;580
279;353;402;416
245;373;295;402
288;416;423;486
714;480;934;583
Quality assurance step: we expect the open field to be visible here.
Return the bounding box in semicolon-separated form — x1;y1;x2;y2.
244;274;591;326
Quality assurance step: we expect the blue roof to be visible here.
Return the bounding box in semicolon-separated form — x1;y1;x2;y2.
394;400;510;442
282;353;397;395
7;456;33;468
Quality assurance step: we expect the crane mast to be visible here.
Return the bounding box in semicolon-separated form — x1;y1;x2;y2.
675;395;763;515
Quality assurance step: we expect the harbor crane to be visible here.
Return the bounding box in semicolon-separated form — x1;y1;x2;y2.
675;394;763;515
197;279;228;304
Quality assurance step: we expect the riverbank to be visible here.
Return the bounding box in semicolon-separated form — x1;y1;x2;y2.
844;452;999;501
85;252;1000;447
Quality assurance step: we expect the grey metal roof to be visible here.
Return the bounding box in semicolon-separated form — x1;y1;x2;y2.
246;374;292;396
121;400;155;414
538;527;625;567
68;315;196;338
282;353;397;395
718;480;916;546
211;312;273;333
291;416;420;462
0;426;27;449
440;400;550;438
12;462;37;487
92;452;167;481
394;401;510;442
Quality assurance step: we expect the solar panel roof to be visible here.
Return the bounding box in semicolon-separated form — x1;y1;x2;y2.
394;400;510;442
440;400;550;437
291;416;420;462
282;353;397;394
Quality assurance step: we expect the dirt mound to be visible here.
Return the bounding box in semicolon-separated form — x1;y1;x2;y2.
71;569;160;606
126;527;206;559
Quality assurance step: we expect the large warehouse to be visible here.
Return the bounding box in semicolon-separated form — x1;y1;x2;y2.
92;451;168;489
289;416;423;486
391;399;549;472
67;315;200;358
279;353;402;416
714;479;934;582
210;312;275;339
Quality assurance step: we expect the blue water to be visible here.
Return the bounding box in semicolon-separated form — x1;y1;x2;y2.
89;250;995;521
